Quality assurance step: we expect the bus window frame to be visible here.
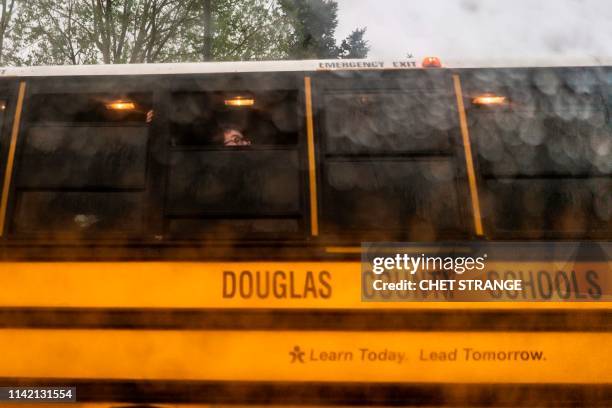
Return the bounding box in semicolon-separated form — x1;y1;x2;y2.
4;76;163;242
312;69;474;242
152;72;311;242
461;66;612;240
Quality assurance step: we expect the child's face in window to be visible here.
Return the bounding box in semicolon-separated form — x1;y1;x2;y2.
223;128;251;146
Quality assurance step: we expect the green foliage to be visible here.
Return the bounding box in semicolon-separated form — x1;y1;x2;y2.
339;27;369;59
13;0;200;65
280;0;369;59
279;0;339;59
209;0;294;61
1;0;368;66
0;0;20;65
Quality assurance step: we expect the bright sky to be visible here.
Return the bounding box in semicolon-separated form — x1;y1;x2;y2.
336;0;612;60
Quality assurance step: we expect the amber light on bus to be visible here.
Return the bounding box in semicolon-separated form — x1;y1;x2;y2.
225;96;255;107
471;93;508;106
105;100;136;110
422;56;442;68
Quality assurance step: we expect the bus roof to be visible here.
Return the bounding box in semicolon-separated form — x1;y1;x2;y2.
0;56;610;77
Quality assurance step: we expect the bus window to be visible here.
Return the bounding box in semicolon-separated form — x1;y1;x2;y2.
165;89;303;238
0;99;6;124
9;92;153;237
471;89;609;177
465;68;612;238
13;192;143;234
167;150;300;214
18;127;148;189
0;99;7;185
324;91;455;155
317;74;469;241
481;178;611;238
322;159;464;239
169;91;298;146
27;93;151;123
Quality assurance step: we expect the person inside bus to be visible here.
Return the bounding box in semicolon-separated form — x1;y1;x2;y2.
216;124;251;146
146;111;251;146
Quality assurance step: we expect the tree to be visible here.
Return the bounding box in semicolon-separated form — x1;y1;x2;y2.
202;0;213;60
16;0;96;65
13;0;293;64
280;0;369;59
190;0;293;62
0;0;17;65
280;0;339;59
338;27;368;59
210;0;293;61
6;0;367;65
84;0;200;64
16;0;200;65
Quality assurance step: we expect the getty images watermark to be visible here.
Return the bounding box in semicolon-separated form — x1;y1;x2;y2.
361;242;611;302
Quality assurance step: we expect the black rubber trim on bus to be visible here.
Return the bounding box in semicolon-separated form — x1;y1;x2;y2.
0;308;609;331
0;379;609;406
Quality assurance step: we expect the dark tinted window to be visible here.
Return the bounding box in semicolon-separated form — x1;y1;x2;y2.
482;178;611;238
0;100;6;127
165;88;303;238
170;91;298;146
468;78;610;176
323;159;464;239
0;99;7;184
13;192;143;235
318;74;469;241
10;92;153;238
465;68;612;238
167;150;300;215
28;93;152;123
324;91;455;154
18;127;148;189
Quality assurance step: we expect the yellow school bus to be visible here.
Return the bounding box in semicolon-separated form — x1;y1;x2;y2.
0;57;610;406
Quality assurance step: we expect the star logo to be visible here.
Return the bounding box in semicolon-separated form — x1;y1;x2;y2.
289;345;306;363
